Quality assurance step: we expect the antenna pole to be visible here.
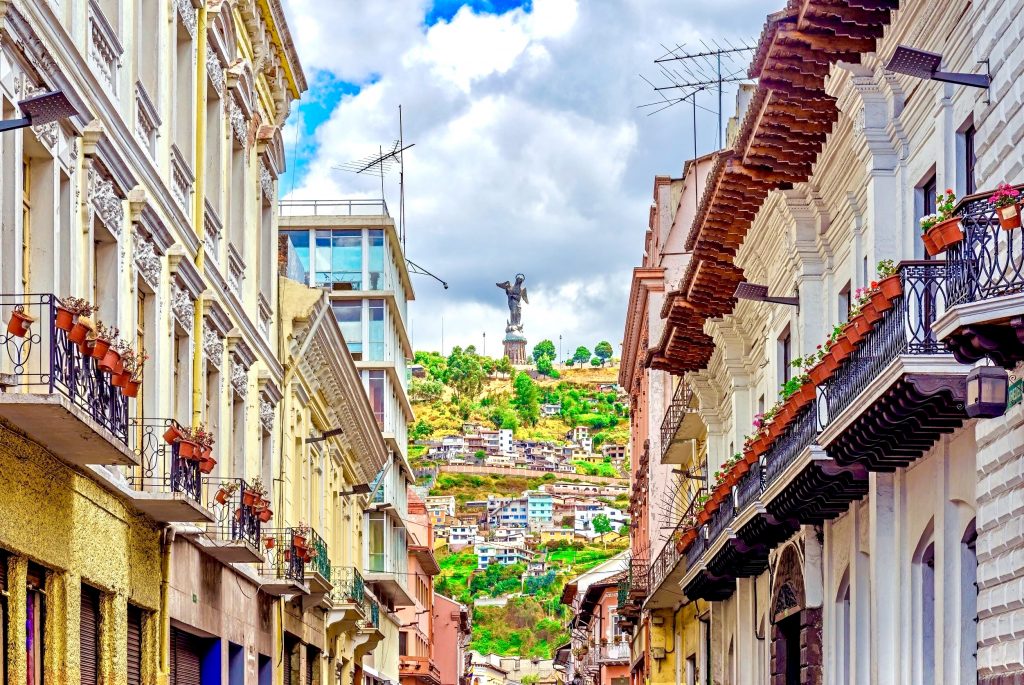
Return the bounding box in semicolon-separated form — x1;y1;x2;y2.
399;104;406;251
379;144;385;209
717;52;723;149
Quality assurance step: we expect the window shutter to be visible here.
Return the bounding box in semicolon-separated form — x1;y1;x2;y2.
171;627;202;685
80;586;100;685
127;606;142;685
306;646;316;685
283;642;292;685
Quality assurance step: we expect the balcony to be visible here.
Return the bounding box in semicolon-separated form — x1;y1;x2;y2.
258;527;308;596
646;485;705;610
302;527;333;608
400;656;442;685
121;418;213;523
598;642;630;664
679;261;968;602
328;567;368;633
197;478;264;563
353;594;385;660
937;187;1024;368
660;382;705;465
615;557;647;631
0;294;136;468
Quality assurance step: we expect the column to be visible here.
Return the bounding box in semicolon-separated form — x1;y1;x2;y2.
869;473;899;684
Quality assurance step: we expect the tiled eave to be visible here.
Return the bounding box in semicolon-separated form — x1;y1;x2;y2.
648;0;899;375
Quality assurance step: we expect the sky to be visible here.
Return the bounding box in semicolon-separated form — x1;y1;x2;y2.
278;0;776;361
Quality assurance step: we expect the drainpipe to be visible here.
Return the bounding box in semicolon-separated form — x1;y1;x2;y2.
191;4;209;427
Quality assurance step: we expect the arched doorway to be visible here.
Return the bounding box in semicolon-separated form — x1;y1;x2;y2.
770;546;821;685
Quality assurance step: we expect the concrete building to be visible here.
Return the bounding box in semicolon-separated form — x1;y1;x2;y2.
476;544;531;570
433;594;472;685
615;0;1024;683
449;524;479;550
399;492;441;685
574;506;628;540
526;490;555;528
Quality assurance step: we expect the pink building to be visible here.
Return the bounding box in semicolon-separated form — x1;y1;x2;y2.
432;594;471;685
400;491;442;685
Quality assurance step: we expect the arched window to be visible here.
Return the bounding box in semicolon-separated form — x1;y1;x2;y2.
912;525;936;685
835;569;851;685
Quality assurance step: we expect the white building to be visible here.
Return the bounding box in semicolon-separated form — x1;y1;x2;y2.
449;524;478;550
574;505;627;539
476;544;531;570
425;495;456;518
498;428;514;455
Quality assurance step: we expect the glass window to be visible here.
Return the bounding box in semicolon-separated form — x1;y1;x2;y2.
964;126;976;195
368;300;385;361
368;512;385;572
332;301;363;357
281;230;310;284
315;230;363;288
27;567;45;685
368;230;385;290
368;371;385;428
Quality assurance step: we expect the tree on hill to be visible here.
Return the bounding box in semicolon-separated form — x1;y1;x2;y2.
410;377;445;402
536;356;559;379
414;351;448;380
594;341;614;366
496;356;514;377
572;346;591;368
590;357;602;367
488;404;520;431
532;340;556;363
592;514;613;546
512;372;540;426
473;450;487;462
409;419;432;441
446;346;485;399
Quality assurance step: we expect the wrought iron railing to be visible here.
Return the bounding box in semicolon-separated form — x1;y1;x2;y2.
358;595;382;630
0;293;129;442
207;478;262;550
946;189;1024;306
660;381;697;461
127;418;202;503
706;491;735;543
627;556;648;597
685;529;706;569
331;566;368;611
647;485;705;593
306;527;332;582
762;403;819;485
820;261;949;427
259;527;306;583
735;459;763;512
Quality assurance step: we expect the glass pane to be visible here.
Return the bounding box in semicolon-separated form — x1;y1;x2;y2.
368;514;385;572
368;230;385;290
333;230;362;290
368;299;385;360
369;372;384;427
332;301;363;355
314;230;333;286
281;231;310;284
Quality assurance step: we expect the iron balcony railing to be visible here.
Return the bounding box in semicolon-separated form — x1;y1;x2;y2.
305;527;332;582
683;260;955;580
946;189;1024;306
0;293;128;442
207;477;263;549
278;198;390;217
128;418;202;504
358;594;382;630
259;527;306;584
660;382;697;461
331;566;368;610
627;556;649;598
647;485;705;593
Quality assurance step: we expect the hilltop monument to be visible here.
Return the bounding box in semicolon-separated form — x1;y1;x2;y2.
495;273;528;365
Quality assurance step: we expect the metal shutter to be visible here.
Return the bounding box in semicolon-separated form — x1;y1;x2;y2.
126;606;142;685
80;586;100;685
306;646;316;685
283;641;292;685
171;627;202;685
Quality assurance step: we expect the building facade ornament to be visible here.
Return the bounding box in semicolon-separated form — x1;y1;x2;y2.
203;325;224;366
230;357;249;398
88;166;124;235
258;159;274;199
176;0;197;37
228;99;247;146
207;51;225;96
171;283;195;330
132;230;162;290
259;398;275;432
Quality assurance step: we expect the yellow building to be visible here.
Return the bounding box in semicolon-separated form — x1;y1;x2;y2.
538;528;575;545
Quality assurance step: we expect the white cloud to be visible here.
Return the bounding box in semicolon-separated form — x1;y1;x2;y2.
282;0;778;358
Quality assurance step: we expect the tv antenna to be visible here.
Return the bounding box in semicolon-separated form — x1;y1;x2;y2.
638;38;756;149
333;106;415;250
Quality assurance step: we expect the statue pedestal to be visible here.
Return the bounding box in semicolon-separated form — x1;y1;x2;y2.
503;332;527;365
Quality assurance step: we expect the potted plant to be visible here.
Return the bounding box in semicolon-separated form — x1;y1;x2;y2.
989;182;1022;230
91;323;118;360
163;422;186;444
214;481;239;505
875;260;901;301
190;423;215;460
7;305;36;338
244;476;267;506
696;494;713;523
293;522;310;551
830;324;855;361
59;297;98;345
808;345;837;386
265;536;276;550
99;337;126;375
921;189;963;256
259;505;274;523
120;346;148;398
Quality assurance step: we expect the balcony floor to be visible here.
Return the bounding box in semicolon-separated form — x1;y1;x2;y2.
194;536;264;564
259;577;308;596
130;492;214;524
935;292;1024;368
0;393;137;466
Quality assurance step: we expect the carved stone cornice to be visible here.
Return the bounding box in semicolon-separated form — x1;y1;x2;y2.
230;355;249;398
171;282;195;330
132;228;162;290
203;324;224;367
87;164;124;236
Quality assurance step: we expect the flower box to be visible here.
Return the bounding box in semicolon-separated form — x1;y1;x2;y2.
91;338;111;359
744;448;759;465
832;336;855;360
733;459;750;478
851;313;872;337
293;533;308;550
98;348;123;375
163;424;185;444
215;486;232;505
861;300;883;324
177;440;200;460
199;454;216;474
923;217;964;256
111;370;130;388
122;379;141;398
242;489;261;506
68;316;94;345
808;355;835;386
870;289;894;315
259;508;274;523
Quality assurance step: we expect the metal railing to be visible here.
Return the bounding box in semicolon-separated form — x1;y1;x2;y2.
207;478;262;549
660;382;697;461
259;527;306;583
278;198;389;217
331;566;367;609
0;293;128;442
306;527;332;581
947;189;1024;306
647;485;705;593
127;418;201;503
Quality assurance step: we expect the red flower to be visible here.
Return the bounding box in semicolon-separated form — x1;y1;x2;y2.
870;280;878;289
945;188;953;194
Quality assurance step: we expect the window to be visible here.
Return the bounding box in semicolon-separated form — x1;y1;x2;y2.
136;289;148;414
282;230;311;284
205;366;220;464
229;142;245;247
315;230;362;288
368;299;385;360
127;605;143;685
332;301;362;357
229;642;244;685
173;20;194;162
368;512;386;572
836;572;851;685
399;631;408;656
136;0;159;98
27;565;46;685
922;175;937;217
913;537;936;685
367;371;385;428
839;281;851;323
778;327;792;387
963;125;976;196
231;393;245;478
368;230;385;289
778;614;801;685
960;521;978;685
174;333;190;427
21;158;30;289
205;93;222;211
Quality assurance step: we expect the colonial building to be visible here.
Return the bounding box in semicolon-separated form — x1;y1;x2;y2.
619;0;1024;683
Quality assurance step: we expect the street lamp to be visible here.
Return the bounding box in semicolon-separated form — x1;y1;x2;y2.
0;91;78;133
965;365;1008;418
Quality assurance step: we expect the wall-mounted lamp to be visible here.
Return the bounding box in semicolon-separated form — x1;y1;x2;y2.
887;46;990;89
338;483;373;496
966;365;1008;419
1;91;78;133
734;282;800;308
306;427;344;444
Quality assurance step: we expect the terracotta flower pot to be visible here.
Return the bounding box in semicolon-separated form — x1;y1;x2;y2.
122;379;141;398
996;202;1022;230
91;338;111;359
111;370;130;387
199;455;217;474
845;323;864;346
215;487;231;505
808;359;830;386
851;314;872;337
265;537;276;549
832;336;855;360
177;439;200;459
259;508;273;523
7;309;35;337
861;300;882;324
734;460;750;477
798;382;816;406
69;321;90;345
877;274;903;302
77;339;93;356
55;306;74;331
242;489;260;506
163;424;184;444
98;348;123;374
696;509;711;525
871;289;894;314
744;448;759;465
752;438;769;458
293;534;308;550
923;217;964;256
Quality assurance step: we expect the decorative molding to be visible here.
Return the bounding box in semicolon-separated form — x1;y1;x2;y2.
207;50;225;96
226;243;245;299
88;164;124;235
204;199;223;263
227;98;247;146
171;282;195;330
258;159;274;199
87;0;123;95
169;145;194;214
176;0;197;37
231;356;249;398
203;324;224;367
259;398;275;432
132;229;162;290
134;81;161;157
